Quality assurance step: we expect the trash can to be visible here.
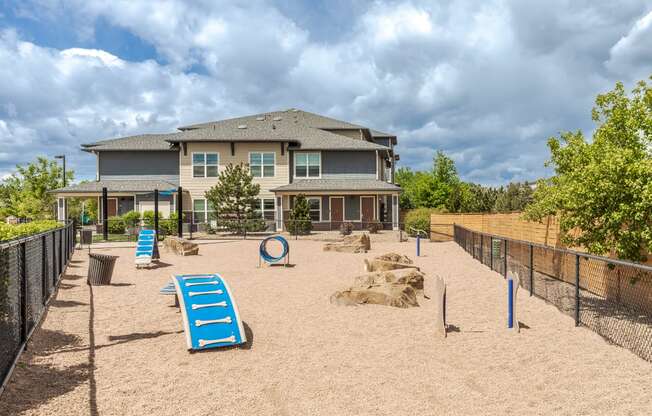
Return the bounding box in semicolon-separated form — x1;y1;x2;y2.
87;253;118;285
81;230;93;245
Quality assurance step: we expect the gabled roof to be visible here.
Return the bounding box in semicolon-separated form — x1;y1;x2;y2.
81;133;180;152
52;179;179;194
271;179;402;193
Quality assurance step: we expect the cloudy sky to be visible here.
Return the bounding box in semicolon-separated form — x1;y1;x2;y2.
0;0;651;185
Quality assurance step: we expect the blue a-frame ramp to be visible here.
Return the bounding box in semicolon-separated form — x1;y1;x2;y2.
172;273;246;350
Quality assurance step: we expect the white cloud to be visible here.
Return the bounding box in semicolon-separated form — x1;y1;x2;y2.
2;0;651;185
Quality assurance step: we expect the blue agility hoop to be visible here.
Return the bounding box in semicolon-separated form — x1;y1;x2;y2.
259;235;289;266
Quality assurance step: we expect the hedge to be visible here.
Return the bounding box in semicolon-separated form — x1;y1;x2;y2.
0;220;62;242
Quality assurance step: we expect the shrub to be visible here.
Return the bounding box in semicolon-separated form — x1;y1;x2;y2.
405;208;432;237
107;216;126;234
121;210;141;227
366;219;382;234
142;210;155;227
340;222;353;236
159;212;179;236
0;220;61;242
286;194;312;235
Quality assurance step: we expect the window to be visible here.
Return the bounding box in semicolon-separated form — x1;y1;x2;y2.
295;152;320;178
193;152;219;178
193;199;215;223
253;198;276;220
249;152;275;177
307;197;321;222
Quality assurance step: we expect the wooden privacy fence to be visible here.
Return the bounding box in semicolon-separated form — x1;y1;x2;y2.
430;212;562;246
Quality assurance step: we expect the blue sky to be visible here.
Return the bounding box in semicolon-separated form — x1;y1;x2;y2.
0;0;651;184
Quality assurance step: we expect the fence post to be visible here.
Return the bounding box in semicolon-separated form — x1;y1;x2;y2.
503;239;508;278
42;235;48;304
529;244;534;297
480;234;483;265
51;232;56;286
102;187;108;241
59;228;63;277
490;237;493;270
19;242;27;345
575;254;580;326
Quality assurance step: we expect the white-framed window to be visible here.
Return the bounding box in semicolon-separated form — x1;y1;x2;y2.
294;152;321;178
193;199;215;223
193;152;219;178
249;152;275;178
253;198;275;220
307;197;321;222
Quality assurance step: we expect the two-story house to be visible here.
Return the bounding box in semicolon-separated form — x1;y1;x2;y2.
53;109;402;230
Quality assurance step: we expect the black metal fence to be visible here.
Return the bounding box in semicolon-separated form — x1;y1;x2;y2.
453;224;652;362
0;221;76;394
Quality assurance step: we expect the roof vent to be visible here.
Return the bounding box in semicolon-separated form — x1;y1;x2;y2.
256;116;265;121
272;124;276;130
237;124;247;129
273;116;282;121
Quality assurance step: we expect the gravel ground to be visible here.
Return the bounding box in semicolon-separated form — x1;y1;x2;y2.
1;238;651;416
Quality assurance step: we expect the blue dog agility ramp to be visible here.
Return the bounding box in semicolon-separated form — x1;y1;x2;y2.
135;229;157;267
172;273;246;350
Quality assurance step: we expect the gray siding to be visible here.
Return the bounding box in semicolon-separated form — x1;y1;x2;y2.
321;196;329;221
321;151;376;180
344;195;360;221
117;196;134;216
99;151;179;183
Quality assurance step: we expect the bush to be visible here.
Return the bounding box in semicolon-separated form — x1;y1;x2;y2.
121;210;141;227
0;220;61;241
107;216;126;234
142;210;155;227
286;194;312;235
160;212;179;236
340;222;353;236
405;208;432;237
366;219;382;234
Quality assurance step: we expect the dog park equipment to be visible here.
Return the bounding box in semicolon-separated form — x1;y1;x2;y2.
507;272;520;332
172;273;246;350
433;275;447;338
135;229;157;267
258;235;290;267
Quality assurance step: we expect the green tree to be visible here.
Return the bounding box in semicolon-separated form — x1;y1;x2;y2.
525;77;652;262
286;194;312;234
493;182;534;213
204;163;264;234
395;167;417;209
0;157;74;220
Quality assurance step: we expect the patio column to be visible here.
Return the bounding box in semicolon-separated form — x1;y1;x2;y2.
56;197;66;222
392;194;400;230
276;195;283;232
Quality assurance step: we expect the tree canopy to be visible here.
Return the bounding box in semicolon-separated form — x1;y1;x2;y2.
525;78;652;262
0;157;73;220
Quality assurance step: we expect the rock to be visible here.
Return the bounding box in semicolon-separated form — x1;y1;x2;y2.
353;269;425;296
163;236;199;256
374;252;413;264
330;284;418;308
363;259;419;272
323;233;371;253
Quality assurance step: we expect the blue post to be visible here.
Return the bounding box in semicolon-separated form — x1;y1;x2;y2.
416;235;421;257
507;278;514;328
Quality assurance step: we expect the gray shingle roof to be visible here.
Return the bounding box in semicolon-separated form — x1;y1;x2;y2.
82;134;181;151
270;179;402;193
52;179;179;194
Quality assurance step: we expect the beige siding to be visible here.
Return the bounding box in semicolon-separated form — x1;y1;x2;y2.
179;142;289;202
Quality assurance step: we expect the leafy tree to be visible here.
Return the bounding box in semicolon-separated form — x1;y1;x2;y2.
493;182;534;213
395;167;416;209
204;163;264;234
286;194;312;234
0;157;73;220
525;77;652;262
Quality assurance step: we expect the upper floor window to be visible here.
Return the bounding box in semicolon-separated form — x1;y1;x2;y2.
193;152;219;178
250;152;275;178
295;152;320;178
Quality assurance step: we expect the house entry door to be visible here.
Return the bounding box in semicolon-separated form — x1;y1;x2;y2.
330;197;344;229
107;198;118;217
361;196;375;225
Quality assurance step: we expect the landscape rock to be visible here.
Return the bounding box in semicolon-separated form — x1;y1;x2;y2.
330;284;418;308
364;259;419;272
323;233;371;253
353;269;425;296
374;252;413;264
163;236;199;256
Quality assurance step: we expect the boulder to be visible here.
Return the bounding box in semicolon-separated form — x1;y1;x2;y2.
323;233;371;253
163;236;199;256
353;269;425;296
330;284;418;308
363;259;419;272
374;252;413;264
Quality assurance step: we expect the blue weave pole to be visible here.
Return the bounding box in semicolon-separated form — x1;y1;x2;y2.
507;278;514;328
259;235;289;266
